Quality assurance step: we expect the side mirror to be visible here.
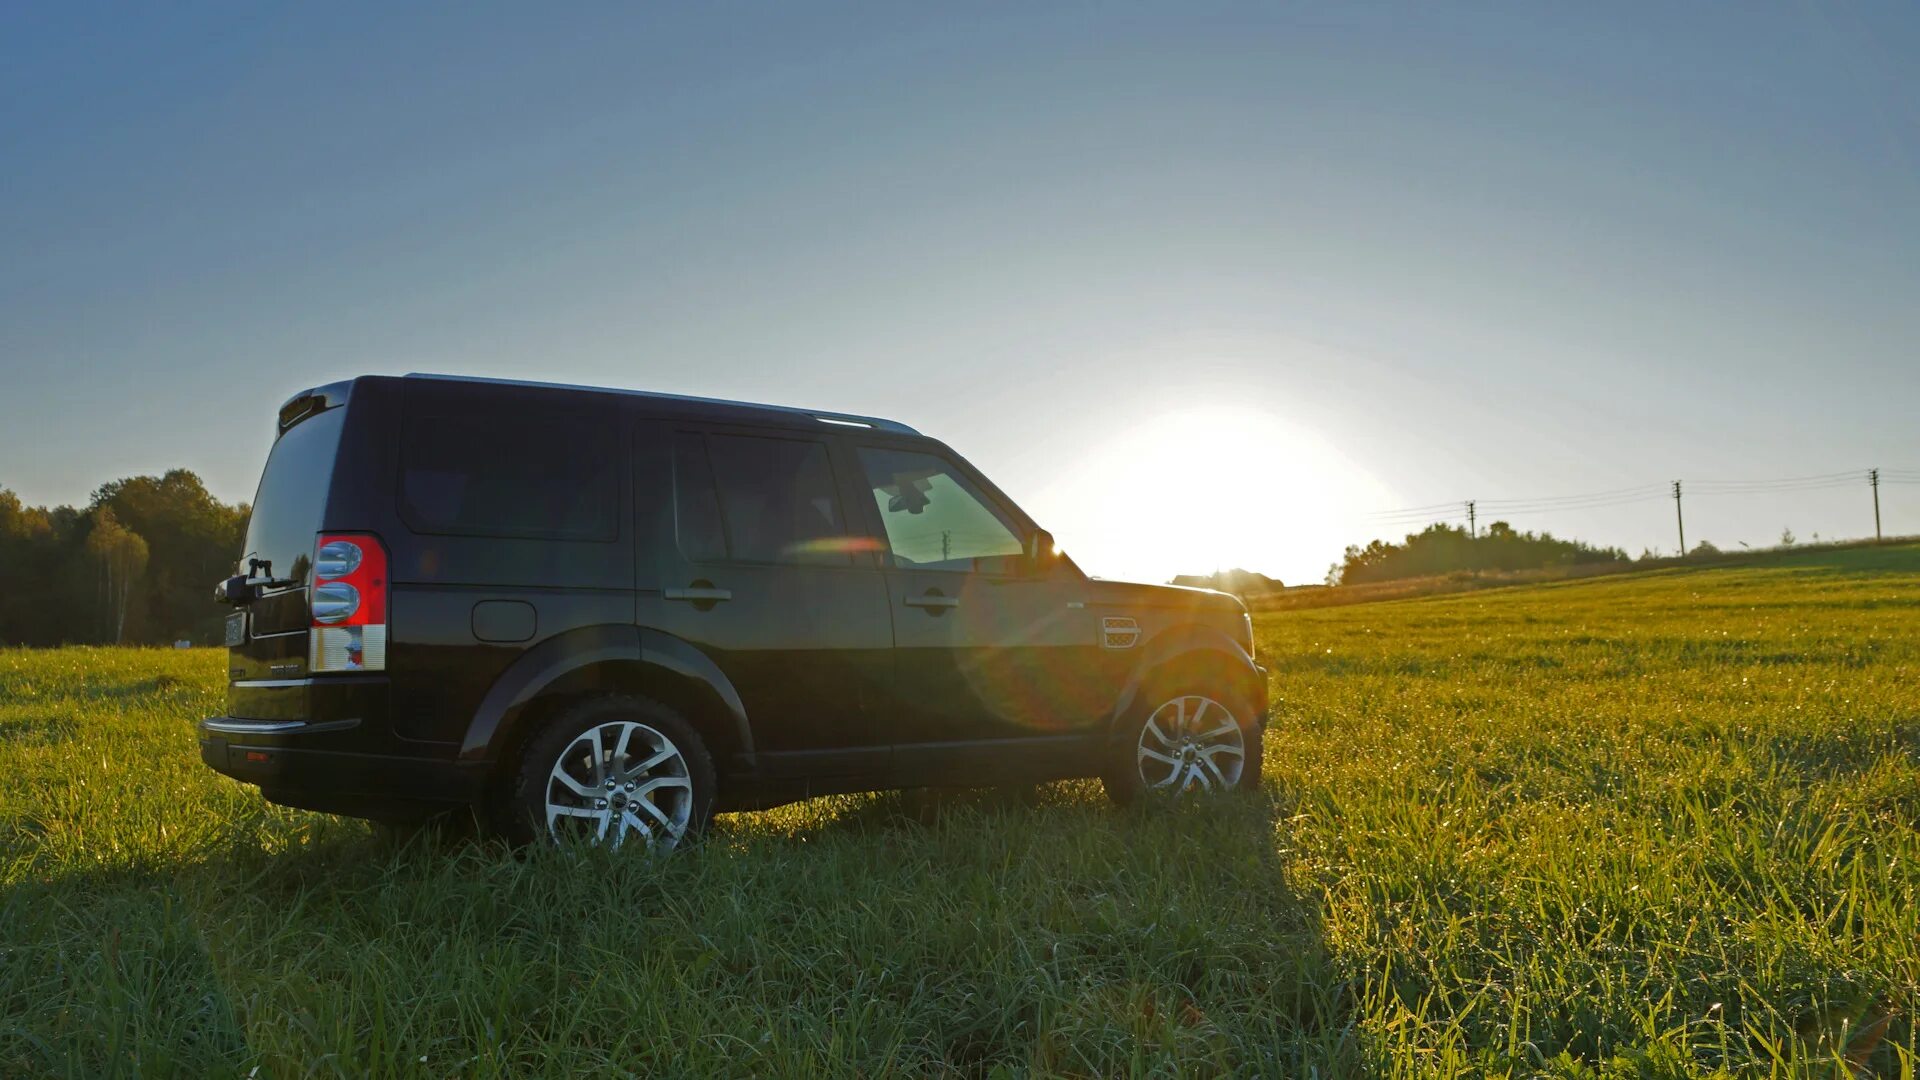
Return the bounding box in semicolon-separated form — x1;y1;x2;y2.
1024;529;1058;574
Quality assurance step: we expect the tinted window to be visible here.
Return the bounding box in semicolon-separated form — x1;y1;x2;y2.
671;433;727;563
243;406;346;587
704;434;851;565
400;394;617;540
858;447;1024;572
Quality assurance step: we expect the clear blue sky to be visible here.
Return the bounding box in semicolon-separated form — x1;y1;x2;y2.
4;3;1916;583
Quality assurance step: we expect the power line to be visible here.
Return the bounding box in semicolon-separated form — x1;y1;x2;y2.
1361;466;1915;546
1691;478;1864;494
1474;493;1671;515
1477;482;1671;508
1363;500;1472;519
1368;468;1911;517
1692;468;1866;486
1366;490;1667;524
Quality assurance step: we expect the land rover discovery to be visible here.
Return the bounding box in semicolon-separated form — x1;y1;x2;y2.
203;374;1268;847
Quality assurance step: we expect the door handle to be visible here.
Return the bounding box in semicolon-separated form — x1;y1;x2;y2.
664;587;733;604
904;593;959;610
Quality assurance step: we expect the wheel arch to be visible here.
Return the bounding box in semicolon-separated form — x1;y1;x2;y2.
459;625;753;782
1110;622;1264;733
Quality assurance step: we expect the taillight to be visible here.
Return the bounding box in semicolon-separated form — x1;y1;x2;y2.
309;533;387;673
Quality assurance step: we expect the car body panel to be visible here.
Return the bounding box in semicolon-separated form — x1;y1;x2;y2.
204;373;1268;821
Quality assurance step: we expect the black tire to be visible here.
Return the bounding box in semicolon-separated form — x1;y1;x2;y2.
1103;683;1263;806
494;694;717;848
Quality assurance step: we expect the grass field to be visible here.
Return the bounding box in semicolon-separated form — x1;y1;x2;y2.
5;545;1919;1077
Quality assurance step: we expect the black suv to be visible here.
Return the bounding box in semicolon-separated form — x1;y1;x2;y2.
203;374;1267;846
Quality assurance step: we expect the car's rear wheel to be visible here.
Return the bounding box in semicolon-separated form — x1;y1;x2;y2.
1104;689;1261;805
502;695;716;849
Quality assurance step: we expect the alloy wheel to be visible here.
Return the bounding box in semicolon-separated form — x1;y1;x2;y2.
544;720;694;848
1135;695;1245;795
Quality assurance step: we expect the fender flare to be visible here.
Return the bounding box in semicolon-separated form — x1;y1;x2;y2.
456;624;753;763
1109;623;1263;734
636;626;753;757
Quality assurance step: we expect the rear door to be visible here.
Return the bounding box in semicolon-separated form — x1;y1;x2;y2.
848;441;1110;785
226;396;349;720
634;421;895;782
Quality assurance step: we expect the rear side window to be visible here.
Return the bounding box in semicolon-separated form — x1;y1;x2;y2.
675;432;851;565
400;393;617;540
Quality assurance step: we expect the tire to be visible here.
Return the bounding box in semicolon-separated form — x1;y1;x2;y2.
496;694;717;849
1104;684;1263;806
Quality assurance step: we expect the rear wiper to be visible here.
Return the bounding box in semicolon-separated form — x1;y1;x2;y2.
214;557;297;606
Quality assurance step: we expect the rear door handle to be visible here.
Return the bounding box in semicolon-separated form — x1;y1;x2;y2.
664;587;733;603
904;594;959;610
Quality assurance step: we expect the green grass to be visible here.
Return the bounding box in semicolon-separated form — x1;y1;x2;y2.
5;544;1919;1077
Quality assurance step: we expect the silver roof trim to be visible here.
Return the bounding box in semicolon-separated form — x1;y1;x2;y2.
403;373;921;436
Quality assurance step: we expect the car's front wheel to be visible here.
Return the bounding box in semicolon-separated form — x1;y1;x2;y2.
1104;690;1261;805
503;695;716;849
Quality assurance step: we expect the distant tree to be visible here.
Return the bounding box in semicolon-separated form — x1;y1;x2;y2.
0;472;248;646
0;488;95;645
1690;540;1721;557
86;509;149;644
1337;522;1629;585
92;470;247;644
1780;527;1796;547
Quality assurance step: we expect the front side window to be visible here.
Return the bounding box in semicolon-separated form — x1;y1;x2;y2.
695;433;853;565
671;433;727;563
858;447;1025;573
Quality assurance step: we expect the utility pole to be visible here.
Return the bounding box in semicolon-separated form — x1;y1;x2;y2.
1871;468;1882;542
1467;500;1476;539
1672;480;1685;556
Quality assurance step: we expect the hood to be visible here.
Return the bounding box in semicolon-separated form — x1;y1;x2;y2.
1083;577;1248;615
1081;576;1255;658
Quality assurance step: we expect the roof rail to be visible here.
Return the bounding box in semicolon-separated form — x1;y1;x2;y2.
402;373;921;436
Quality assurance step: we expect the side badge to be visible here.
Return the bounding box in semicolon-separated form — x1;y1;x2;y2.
1102;616;1141;650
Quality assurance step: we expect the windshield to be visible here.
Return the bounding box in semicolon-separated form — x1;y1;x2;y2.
241;407;346;588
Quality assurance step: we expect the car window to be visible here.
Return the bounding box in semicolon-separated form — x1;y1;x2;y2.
243;406;345;586
857;447;1025;573
400;394;617;540
671;433;728;563
699;433;853;565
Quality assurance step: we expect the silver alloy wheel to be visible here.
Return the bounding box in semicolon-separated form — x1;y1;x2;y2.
544;720;694;848
1136;695;1246;795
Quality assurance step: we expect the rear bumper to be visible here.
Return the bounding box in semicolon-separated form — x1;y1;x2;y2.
199;716;486;820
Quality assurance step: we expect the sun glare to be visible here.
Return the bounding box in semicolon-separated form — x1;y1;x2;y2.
1030;405;1392;587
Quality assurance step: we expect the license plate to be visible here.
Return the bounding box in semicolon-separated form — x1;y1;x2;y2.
224;612;246;647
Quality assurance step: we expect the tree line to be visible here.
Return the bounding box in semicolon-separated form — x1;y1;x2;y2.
0;471;247;646
1335;521;1630;585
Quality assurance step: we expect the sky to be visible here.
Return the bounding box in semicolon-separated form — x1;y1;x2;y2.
3;2;1918;585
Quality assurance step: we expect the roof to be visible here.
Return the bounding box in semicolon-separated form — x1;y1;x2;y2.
402;372;921;436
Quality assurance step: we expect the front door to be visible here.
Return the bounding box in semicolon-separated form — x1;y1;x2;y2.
635;423;896;782
849;442;1109;785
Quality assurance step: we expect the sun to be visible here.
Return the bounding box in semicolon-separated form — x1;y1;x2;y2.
1026;404;1392;587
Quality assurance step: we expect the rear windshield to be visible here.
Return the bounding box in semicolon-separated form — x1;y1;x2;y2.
241;407;346;588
